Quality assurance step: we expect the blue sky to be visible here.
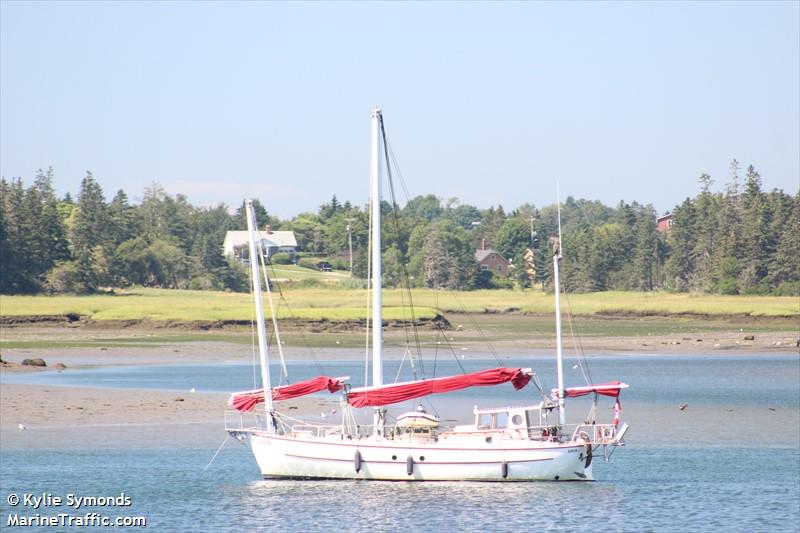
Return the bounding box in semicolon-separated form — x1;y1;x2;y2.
1;1;798;218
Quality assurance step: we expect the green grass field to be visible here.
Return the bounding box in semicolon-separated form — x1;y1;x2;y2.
267;264;357;285
0;287;796;322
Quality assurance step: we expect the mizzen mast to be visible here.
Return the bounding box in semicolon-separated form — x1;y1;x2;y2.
245;200;275;430
370;107;385;436
554;190;566;427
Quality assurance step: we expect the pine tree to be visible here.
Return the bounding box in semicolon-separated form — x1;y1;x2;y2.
108;189;136;246
139;184;193;249
0;179;21;292
690;173;719;291
767;193;800;291
630;206;657;290
664;198;696;291
713;168;744;289
32;168;70;271
738;165;770;292
70;171;109;290
560;227;591;292
0;178;39;292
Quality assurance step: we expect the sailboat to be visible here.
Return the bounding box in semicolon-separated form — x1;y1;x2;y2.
226;108;629;481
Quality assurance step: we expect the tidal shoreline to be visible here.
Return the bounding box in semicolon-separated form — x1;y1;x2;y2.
1;320;797;452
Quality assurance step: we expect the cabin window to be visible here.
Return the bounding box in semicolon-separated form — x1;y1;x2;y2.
478;413;492;429
495;412;509;429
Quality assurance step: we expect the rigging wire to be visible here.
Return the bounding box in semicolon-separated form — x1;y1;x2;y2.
248;270;258;389
202;434;230;472
449;291;504;368
381;116;506;383
563;286;593;386
383;127;508;381
378;114;448;416
378;116;451;418
426;281;467;377
529;373;550;403
266;260;327;378
379;115;425;379
434;318;467;375
256;238;288;381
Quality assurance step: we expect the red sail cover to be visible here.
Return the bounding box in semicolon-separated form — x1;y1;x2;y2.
347;367;531;408
229;376;344;412
561;381;628;398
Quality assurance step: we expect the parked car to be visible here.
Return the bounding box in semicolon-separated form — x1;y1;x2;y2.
317;261;333;272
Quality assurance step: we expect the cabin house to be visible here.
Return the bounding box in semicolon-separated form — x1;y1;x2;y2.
656;214;673;233
223;228;298;263
475;244;510;277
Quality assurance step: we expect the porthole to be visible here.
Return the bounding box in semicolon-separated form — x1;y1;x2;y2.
511;414;523;425
391;455;397;460
419;456;425;461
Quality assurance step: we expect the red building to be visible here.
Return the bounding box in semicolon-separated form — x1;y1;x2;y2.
656;214;673;233
475;248;510;276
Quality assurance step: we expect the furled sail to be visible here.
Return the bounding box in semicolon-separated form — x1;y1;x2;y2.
555;381;629;427
557;381;629;399
347;367;532;408
229;376;345;412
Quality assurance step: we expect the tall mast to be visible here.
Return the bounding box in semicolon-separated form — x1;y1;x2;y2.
370;107;384;436
554;192;566;427
245;200;274;431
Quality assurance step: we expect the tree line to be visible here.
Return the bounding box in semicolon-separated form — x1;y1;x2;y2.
1;161;797;295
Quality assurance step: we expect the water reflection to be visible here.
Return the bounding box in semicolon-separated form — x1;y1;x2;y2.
1;446;797;532
229;477;625;532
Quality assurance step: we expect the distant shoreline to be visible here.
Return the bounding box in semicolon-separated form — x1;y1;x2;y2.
1;328;797;376
1;312;797;364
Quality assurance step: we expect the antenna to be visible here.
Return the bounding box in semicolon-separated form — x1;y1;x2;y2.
556;183;563;259
345;217;355;273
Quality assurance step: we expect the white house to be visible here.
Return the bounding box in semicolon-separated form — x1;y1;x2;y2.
223;228;298;262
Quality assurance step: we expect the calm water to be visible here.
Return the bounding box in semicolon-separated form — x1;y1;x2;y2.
1;447;798;532
1;355;799;532
4;354;799;407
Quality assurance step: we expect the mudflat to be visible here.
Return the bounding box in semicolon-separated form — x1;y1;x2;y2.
1;315;797;452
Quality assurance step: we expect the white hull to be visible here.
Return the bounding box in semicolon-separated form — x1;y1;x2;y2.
240;430;594;482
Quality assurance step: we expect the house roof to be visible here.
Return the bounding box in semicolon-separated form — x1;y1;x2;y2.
224;230;297;248
475;249;507;263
